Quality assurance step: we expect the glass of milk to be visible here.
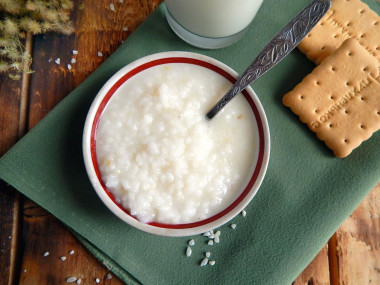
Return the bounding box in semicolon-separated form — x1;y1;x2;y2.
165;0;264;49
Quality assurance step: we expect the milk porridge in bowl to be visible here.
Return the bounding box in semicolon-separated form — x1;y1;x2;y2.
83;52;270;236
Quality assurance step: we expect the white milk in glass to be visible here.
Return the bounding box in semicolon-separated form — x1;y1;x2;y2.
165;0;263;48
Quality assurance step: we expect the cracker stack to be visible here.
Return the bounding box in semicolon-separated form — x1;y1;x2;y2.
283;0;380;158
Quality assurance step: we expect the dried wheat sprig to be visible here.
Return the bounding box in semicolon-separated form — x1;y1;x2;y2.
0;0;74;79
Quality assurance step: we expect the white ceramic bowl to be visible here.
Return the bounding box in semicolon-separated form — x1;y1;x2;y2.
83;51;270;237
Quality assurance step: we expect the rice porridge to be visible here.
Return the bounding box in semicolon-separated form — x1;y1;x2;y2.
95;63;258;224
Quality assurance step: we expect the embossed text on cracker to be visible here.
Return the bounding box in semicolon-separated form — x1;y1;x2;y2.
311;77;373;129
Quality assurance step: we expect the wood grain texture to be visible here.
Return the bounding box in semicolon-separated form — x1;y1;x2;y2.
28;0;162;129
16;1;162;284
293;244;330;285
335;183;380;284
1;0;379;284
0;74;22;157
0;182;21;285
0;52;26;285
19;199;123;285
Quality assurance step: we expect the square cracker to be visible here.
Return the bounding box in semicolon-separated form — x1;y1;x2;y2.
283;38;380;158
298;0;380;64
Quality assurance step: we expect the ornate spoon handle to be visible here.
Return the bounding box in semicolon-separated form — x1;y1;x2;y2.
206;0;331;119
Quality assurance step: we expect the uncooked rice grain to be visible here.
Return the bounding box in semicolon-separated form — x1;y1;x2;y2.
186;247;192;257
200;258;208;266
66;277;77;283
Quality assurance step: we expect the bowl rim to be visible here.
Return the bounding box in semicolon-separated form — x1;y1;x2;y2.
83;51;270;237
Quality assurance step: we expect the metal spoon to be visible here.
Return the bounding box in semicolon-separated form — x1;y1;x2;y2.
206;0;331;119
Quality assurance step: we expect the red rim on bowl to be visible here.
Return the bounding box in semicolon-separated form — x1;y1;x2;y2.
84;52;270;236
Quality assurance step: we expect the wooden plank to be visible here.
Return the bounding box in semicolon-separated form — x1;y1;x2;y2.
28;0;163;129
19;199;124;285
0;74;22;157
0;182;21;285
18;33;33;138
3;0;377;283
293;244;331;285
17;1;162;283
294;182;380;285
0;33;32;284
334;182;380;284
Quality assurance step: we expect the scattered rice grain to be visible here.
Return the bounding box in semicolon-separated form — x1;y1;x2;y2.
110;3;115;11
208;240;214;245
43;251;49;257
97;52;103;57
71;58;76;64
231;224;237;230
118;0;123;3
76;279;82;285
67;64;72;70
66;276;77;283
209;260;216;266
188;239;195;246
107;273;112;279
200;258;208;266
186;247;192;257
241;210;247;217
122;26;129;31
60;256;67;261
69;250;74;255
203;232;210;237
95;278;100;283
205;252;211;258
72;50;78;55
214;236;220;243
54;58;60;64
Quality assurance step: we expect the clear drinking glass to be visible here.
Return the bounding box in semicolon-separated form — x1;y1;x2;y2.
165;0;264;49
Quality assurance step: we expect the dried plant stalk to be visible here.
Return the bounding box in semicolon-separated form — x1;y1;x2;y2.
0;0;74;79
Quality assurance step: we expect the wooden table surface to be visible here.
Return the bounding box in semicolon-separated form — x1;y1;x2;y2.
1;1;379;284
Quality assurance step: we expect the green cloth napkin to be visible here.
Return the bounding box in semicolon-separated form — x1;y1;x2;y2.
1;1;380;284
